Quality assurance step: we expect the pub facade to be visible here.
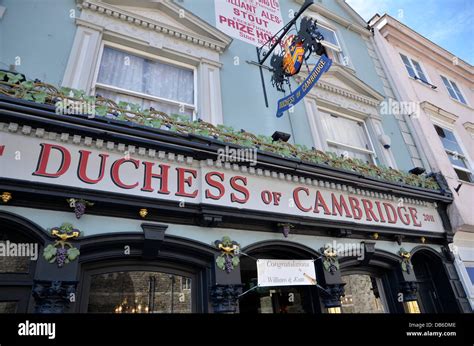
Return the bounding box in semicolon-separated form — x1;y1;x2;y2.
0;0;471;313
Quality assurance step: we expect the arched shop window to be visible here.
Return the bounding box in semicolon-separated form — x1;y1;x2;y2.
0;212;45;313
339;250;404;314
87;270;193;313
341;274;388;313
411;249;459;313
77;232;215;313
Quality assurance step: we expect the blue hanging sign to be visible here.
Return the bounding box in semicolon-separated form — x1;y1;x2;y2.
276;54;332;118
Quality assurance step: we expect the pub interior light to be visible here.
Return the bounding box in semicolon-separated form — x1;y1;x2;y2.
271;131;291;143
408;167;426;175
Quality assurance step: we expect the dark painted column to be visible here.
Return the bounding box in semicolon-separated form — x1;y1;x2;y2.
209;284;243;313
441;246;473;313
396;249;421;313
316;250;345;313
210;251;243;313
31;230;81;313
210;235;243;313
32;280;77;313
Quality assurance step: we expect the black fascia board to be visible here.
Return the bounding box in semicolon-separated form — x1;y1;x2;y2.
0;95;453;203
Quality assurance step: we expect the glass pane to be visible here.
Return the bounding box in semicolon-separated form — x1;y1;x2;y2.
98;47;146;94
448;152;468;169
434;125;464;154
0;302;17;313
96;88;193;119
467;267;474;284
450;81;467;104
318;25;339;47
98;47;194;105
0;241;32;273
341;275;386;313
400;54;416;78
441;76;458;99
411;59;428;83
321;113;372;152
145;60;194;105
87;271;192;313
454;168;473;182
328;143;371;163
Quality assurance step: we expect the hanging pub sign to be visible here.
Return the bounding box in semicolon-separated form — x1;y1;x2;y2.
275;54;331;117
257;259;317;287
249;0;332;116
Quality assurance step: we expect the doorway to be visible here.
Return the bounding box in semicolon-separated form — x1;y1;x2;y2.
412;250;459;313
239;242;321;314
340;274;388;313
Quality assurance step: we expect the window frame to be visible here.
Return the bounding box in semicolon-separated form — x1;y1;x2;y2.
440;75;468;105
433;122;474;182
317;23;341;52
399;53;431;85
79;262;199;313
92;41;198;119
308;15;352;68
320;109;377;164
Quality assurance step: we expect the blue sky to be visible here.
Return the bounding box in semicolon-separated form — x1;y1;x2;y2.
346;0;474;65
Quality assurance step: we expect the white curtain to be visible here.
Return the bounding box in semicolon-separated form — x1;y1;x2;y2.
96;88;193;118
320;112;372;162
97;47;194;111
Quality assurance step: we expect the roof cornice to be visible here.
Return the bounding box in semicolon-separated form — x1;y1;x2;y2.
374;14;473;78
295;0;371;37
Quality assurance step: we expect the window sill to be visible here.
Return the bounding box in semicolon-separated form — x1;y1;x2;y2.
455;179;474;186
409;77;438;91
449;97;473;110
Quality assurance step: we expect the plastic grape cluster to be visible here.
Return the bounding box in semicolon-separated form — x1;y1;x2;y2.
56;247;68;267
74;201;86;219
224;254;233;273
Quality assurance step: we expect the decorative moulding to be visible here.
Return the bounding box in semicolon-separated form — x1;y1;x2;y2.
77;0;232;53
421;101;458;125
295;0;370;37
463;122;474;138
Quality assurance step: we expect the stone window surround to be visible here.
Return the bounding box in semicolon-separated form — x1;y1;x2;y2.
306;11;355;70
398;51;434;87
439;74;471;108
301;67;398;169
423;102;474;181
91;41;199;118
62;0;232;125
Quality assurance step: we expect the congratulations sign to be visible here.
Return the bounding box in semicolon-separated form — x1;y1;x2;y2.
215;0;283;46
276;54;332;117
257;259;317;287
0;131;444;233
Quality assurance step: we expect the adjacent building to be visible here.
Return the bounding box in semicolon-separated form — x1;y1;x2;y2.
0;0;471;313
369;13;474;310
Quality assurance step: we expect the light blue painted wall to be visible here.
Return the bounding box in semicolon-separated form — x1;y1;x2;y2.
181;0;414;170
181;0;315;146
0;0;416;170
0;0;77;85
